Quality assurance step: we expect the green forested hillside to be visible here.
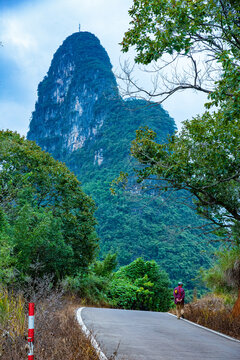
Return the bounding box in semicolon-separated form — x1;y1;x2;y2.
66;98;216;290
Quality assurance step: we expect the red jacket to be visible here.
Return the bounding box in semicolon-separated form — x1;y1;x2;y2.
173;286;185;305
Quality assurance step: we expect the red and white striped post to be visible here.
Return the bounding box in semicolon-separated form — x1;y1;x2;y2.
28;303;34;360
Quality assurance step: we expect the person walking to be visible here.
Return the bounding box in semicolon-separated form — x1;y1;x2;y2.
173;282;185;319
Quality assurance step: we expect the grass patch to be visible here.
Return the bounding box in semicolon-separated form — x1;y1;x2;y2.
0;278;101;360
183;295;240;340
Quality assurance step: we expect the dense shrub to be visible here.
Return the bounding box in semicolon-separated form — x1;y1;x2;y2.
62;273;109;305
109;278;138;309
108;258;171;311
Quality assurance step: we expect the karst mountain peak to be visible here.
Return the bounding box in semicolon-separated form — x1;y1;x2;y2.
28;31;119;159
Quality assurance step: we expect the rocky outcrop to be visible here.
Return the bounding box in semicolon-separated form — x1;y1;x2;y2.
28;32;118;159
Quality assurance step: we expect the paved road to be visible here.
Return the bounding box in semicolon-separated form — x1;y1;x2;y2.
80;307;240;360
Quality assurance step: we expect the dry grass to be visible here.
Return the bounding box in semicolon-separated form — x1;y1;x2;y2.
1;301;101;360
0;277;102;360
36;302;101;360
0;275;125;360
0;287;26;337
182;295;240;340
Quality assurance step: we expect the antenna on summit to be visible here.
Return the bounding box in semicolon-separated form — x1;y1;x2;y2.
78;24;81;32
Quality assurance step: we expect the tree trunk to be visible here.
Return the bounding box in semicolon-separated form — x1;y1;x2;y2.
232;288;240;318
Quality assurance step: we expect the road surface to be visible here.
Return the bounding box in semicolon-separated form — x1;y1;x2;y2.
80;307;240;360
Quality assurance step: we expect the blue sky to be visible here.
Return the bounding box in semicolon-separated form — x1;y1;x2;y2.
0;0;38;9
0;0;207;136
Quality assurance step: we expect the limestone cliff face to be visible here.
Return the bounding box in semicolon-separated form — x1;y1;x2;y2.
28;32;118;159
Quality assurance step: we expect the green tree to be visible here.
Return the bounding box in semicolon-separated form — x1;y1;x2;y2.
202;246;240;316
108;258;171;311
0;208;15;283
62;253;118;303
121;0;239;102
119;0;240;312
130;117;240;239
0;131;98;281
93;253;118;277
119;0;240;240
7;204;74;279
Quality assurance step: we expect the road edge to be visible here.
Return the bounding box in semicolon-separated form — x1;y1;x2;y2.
76;307;108;360
168;312;240;343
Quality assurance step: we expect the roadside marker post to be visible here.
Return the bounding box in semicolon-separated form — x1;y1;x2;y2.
28;303;35;360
